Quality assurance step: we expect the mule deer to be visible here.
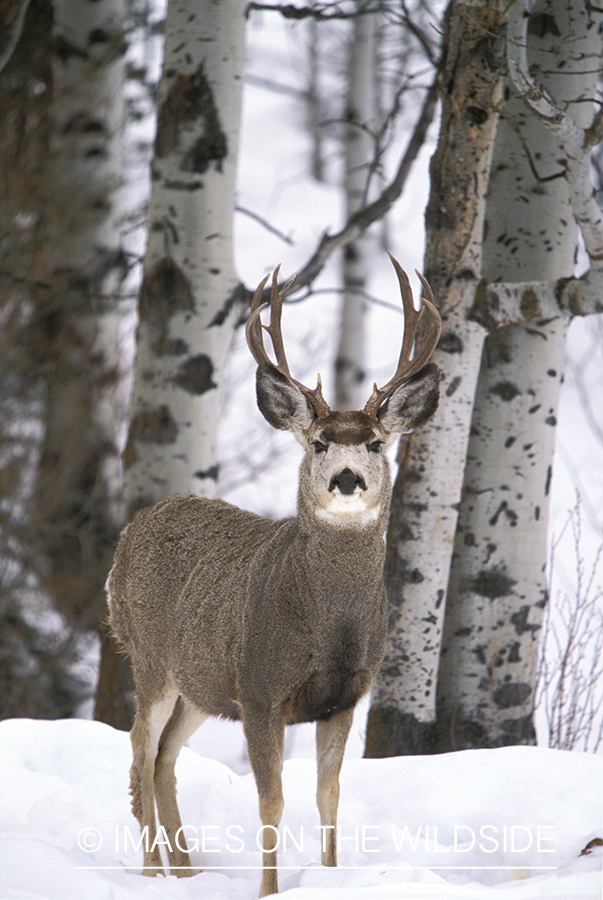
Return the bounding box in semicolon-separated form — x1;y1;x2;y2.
108;253;441;897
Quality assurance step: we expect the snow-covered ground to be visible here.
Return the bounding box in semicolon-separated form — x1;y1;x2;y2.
0;717;601;899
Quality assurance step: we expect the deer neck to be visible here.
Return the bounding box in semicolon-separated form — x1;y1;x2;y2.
289;512;387;623
294;498;390;590
296;482;391;539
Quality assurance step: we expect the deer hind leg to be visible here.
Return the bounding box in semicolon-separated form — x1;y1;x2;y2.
315;707;354;867
129;686;179;876
154;695;208;876
243;711;285;898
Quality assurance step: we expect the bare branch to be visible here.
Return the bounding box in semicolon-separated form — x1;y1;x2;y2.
290;76;439;292
246;1;382;21
231;74;439;323
398;0;438;67
235;206;295;245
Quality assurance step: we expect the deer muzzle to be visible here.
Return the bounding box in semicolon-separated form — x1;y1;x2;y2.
329;468;367;495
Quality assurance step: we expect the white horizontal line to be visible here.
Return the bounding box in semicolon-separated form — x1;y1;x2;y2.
76;865;559;871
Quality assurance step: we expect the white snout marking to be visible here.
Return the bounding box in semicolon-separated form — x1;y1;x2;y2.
317;488;381;527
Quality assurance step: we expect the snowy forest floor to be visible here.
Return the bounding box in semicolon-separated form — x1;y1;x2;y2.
0;718;601;899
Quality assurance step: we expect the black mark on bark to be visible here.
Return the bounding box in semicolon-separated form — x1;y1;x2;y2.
209;281;247;327
473;644;487;665
499;715;535;744
173;354;217;395
438;331;464;354
520;287;539;319
465;105;488;125
469;566;516;600
139;258;194;356
490;381;521;401
124;405;178;468
194;464;220;481
155;63;228;173
402;567;425;585
544;465;552;496
493;682;531;709
528;12;560;38
445;375;462;397
510;605;540;636
488;501;517;527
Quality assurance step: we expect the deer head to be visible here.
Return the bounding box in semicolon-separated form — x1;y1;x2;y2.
245;252;442;528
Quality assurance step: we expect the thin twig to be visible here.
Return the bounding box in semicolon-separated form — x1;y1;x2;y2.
235;206;296;245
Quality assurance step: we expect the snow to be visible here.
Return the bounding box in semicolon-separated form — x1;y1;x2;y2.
0;717;601;899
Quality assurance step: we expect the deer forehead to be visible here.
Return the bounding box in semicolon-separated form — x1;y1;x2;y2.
308;411;383;446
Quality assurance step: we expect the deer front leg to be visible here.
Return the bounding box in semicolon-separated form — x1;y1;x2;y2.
315;707;354;867
129;688;179;876
243;710;285;898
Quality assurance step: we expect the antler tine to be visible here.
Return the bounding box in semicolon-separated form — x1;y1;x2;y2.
245;266;296;374
245;267;332;418
414;269;441;367
245;272;272;369
264;266;295;376
363;252;441;417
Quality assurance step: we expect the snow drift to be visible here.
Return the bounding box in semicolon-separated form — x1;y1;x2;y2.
0;717;600;898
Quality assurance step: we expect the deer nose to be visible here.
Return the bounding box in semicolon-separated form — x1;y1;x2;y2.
329;468;366;495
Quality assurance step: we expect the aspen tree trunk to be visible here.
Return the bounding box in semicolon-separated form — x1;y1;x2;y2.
5;0;128;627
122;0;246;515
96;0;246;727
435;0;603;750
365;0;506;756
0;0;128;718
0;0;56;719
307;18;324;182
366;0;603;755
29;0;128;632
334;5;378;410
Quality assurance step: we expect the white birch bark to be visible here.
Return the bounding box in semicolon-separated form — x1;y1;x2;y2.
366;0;506;755
49;0;128;439
366;0;603;755
122;0;246;514
0;0;130;719
335;6;378;411
29;0;128;628
436;0;603;750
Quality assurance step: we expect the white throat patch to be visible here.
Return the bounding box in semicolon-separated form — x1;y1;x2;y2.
316;491;381;527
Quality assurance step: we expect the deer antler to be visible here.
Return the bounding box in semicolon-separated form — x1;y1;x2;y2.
363;252;441;418
246;267;332;418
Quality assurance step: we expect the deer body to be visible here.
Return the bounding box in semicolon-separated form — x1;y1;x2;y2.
112;494;388;725
108;256;441;897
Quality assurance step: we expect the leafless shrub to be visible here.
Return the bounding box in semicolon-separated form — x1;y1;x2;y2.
536;497;603;753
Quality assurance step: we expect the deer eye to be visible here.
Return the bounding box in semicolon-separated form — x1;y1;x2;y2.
312;440;328;454
367;440;384;453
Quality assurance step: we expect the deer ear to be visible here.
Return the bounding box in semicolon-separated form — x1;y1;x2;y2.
378;362;440;436
256;364;316;434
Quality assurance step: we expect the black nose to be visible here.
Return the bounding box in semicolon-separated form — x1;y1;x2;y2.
329;468;366;495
